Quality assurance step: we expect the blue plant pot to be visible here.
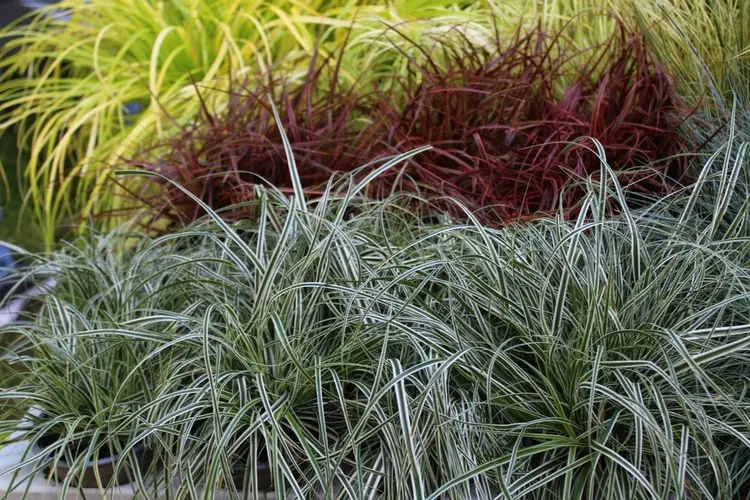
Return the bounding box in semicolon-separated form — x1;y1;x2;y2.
0;244;17;300
0;245;13;270
17;0;71;21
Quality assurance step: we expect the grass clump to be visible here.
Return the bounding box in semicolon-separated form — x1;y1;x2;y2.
133;20;691;230
372;21;691;223
1;123;749;497
479;0;750;110
127;47;383;228
627;0;750;112
421;200;750;498
0;0;380;249
0;143;484;497
377;132;750;498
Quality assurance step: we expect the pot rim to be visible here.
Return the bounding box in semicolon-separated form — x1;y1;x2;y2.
231;460;271;472
41;440;147;469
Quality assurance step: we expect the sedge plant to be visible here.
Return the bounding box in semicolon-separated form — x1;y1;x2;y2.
132;19;691;231
469;0;750;111
0;108;749;498
0;127;493;497
626;0;750;113
386;134;750;498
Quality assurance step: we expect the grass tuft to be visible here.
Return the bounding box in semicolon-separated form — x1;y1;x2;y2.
131;19;693;229
370;20;692;223
0;127;748;497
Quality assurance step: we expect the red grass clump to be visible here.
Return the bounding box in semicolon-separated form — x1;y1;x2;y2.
129;51;382;223
369;21;692;221
128;18;691;227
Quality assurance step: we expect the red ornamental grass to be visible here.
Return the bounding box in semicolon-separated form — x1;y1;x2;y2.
369;20;692;222
129;19;691;228
128;48;383;224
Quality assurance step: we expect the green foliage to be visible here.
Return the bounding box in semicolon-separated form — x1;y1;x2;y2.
520;0;750;111
0;124;748;497
628;0;750;112
0;0;497;251
3;0;746;251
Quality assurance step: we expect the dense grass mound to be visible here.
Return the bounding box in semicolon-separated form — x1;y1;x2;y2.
132;21;691;229
128;47;384;226
372;22;691;222
624;0;750;111
1;131;748;497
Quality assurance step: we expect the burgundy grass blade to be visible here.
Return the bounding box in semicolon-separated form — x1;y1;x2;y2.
126;17;692;229
368;19;692;223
